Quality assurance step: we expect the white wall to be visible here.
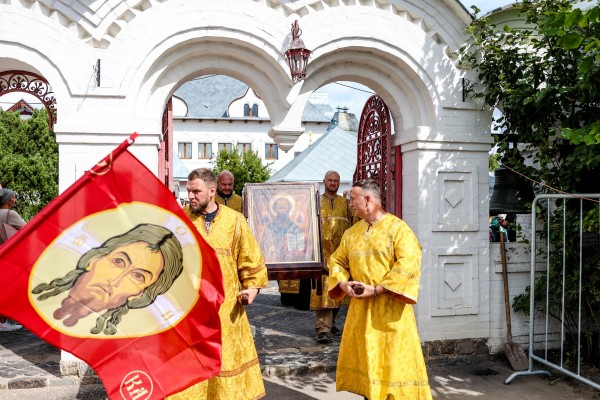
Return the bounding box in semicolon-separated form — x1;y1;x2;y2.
1;0;529;351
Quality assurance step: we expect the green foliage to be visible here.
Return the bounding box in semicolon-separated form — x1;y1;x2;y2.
0;109;58;220
461;0;600;194
489;153;501;171
212;145;272;194
463;0;600;366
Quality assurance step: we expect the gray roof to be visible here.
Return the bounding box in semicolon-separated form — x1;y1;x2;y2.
172;153;189;180
174;75;331;122
328;107;359;132
175;75;246;118
268;126;357;183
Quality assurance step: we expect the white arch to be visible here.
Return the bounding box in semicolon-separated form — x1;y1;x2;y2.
130;37;293;136
0;9;95;96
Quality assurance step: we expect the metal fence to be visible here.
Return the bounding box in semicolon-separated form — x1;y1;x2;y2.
506;194;600;390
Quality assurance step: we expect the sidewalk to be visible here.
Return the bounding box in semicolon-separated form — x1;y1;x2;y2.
0;282;599;399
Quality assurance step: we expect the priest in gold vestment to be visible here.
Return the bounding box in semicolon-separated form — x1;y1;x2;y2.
169;168;267;400
215;170;243;213
310;170;352;343
328;179;432;400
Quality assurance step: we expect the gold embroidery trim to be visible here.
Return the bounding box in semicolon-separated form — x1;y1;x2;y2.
215;248;233;256
337;366;429;387
242;264;266;277
217;358;260;377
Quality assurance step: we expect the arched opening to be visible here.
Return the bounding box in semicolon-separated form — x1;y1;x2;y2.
168;74;333;198
0;71;56;130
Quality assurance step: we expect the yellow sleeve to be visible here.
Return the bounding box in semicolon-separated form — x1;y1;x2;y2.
327;234;351;300
236;214;268;289
379;221;422;304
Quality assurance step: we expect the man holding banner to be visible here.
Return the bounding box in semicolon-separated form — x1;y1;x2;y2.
0;134;229;399
169;168;268;400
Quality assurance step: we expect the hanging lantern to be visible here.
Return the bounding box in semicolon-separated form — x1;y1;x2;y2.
489;167;535;215
285;20;311;82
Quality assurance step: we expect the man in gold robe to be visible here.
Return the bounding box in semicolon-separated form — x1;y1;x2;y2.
328;179;432;400
310;170;352;343
214;170;243;213
169;168;267;400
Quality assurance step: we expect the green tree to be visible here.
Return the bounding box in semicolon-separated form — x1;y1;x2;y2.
461;0;600;194
462;0;600;366
212;145;272;194
0;109;58;220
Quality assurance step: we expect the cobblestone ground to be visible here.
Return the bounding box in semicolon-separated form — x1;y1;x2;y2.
0;329;62;389
247;285;347;374
0;284;343;390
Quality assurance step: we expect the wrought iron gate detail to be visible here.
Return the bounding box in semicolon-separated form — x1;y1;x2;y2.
161;98;173;190
0;70;57;130
354;95;392;210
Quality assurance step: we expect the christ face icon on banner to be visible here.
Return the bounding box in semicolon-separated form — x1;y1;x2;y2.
32;223;183;335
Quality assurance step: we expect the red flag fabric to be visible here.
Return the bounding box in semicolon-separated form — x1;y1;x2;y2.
0;133;224;399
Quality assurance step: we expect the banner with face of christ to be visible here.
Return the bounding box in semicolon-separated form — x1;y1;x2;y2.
0;134;224;400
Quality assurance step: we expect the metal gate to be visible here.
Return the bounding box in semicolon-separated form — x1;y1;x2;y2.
506;194;600;391
0;70;57;130
354;95;392;210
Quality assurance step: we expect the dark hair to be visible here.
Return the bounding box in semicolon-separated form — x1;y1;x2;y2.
32;223;184;335
353;179;381;201
188;168;217;185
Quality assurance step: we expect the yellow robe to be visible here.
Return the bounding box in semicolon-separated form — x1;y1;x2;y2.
169;205;268;400
328;213;432;400
215;192;243;214
310;194;351;310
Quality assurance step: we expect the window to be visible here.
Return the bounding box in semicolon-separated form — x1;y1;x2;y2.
238;143;252;154
244;103;259;117
198;143;212;159
178;142;192;159
218;143;232;153
265;143;278;160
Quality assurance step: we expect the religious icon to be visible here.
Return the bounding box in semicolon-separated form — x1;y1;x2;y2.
29;202;203;338
244;182;323;280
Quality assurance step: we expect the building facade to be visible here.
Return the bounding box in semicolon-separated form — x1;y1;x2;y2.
170;74;333;197
1;0;525;354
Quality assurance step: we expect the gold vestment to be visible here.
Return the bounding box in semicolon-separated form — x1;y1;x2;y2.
215;192;243;214
169;205;267;400
328;213;432;400
309;194;351;310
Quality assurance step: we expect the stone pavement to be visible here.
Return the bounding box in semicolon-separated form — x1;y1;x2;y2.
1;282;599;399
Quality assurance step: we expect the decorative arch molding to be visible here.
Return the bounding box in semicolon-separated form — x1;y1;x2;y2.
108;4;292;93
131;39;293;136
0;70;57;130
309;53;437;120
10;1;469;51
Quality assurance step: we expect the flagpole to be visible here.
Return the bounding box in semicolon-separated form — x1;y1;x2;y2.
0;132;139;255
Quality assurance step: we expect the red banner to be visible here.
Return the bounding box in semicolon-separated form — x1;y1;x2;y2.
0;133;224;399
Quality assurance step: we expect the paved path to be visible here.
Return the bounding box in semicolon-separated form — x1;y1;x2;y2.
1;282;599;399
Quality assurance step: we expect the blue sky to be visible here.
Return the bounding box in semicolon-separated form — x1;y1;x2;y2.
461;0;516;14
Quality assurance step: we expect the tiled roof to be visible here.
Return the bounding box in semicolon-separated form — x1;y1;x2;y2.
174;75;246;118
267;126;357;184
174;75;331;122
